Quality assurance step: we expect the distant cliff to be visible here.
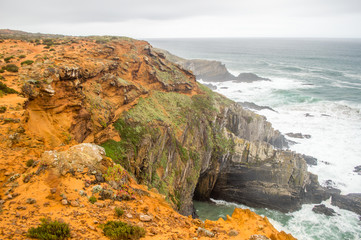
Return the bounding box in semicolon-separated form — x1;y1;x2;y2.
154;48;270;82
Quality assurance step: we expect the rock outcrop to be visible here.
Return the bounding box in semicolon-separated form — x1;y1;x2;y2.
154;48;270;82
331;193;361;215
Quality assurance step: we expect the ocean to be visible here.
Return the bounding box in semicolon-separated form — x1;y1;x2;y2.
147;38;361;240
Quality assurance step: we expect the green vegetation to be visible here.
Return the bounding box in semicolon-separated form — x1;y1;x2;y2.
19;55;26;59
101;221;145;240
21;60;34;66
2;64;19;72
0;106;6;113
26;159;35;167
114;207;124;217
27;218;70;240
0;82;18;95
4;56;14;63
89;195;97;204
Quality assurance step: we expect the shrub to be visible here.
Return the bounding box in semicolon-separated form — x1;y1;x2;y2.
115;207;124;217
4;56;13;63
21;60;34;66
26;159;35;167
101;221;145;240
0;106;6;113
0;69;4;73
19;55;26;59
49;48;55;51
2;64;19;72
27;218;70;240
89;195;97;204
0;82;18;94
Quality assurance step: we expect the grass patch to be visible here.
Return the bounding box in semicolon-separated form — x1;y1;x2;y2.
89;196;97;204
114;207;124;217
101;221;145;240
27;218;70;240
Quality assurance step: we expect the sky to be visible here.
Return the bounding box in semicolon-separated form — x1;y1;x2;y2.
0;0;361;38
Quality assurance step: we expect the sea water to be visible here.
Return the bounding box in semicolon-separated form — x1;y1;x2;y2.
148;38;361;239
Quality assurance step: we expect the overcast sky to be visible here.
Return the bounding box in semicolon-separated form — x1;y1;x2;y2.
1;0;361;38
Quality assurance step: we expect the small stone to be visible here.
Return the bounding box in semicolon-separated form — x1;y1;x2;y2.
50;188;57;194
70;200;79;207
43;202;50;207
26;198;36;204
197;227;214;238
88;225;95;230
79;190;87;197
93;220;99;224
228;229;239;236
61;199;68;205
7;194;13;199
9;174;20;182
139;214;153;222
94;202;104;208
126;213;133;219
0;200;5;205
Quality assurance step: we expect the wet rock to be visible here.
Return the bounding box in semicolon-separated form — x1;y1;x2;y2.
26;198;36;204
301;154;318;166
228;229;239;236
353;165;361;175
312;204;337;216
331;193;361;215
238;101;276;112
286;132;311;139
197;227;214;237
139;214;153;222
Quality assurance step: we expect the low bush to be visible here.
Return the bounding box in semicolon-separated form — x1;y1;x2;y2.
89;195;97;204
115;207;124;217
27;218;70;240
0;82;18;94
21;60;34;66
19;55;26;59
4;56;13;63
101;221;145;240
26;159;35;167
2;64;19;72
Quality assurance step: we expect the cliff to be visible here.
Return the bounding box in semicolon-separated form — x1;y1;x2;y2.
154;48;270;82
0;32;325;239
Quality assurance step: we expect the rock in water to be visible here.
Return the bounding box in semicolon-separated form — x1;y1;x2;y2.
312;204;337;216
331;193;361;215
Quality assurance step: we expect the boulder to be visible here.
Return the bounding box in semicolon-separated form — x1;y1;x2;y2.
331;193;361;215
41;143;113;175
312;204;337;216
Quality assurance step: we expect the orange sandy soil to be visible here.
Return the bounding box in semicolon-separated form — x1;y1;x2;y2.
0;39;296;239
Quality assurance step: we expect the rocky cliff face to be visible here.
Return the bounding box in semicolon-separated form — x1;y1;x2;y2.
1;34;326;221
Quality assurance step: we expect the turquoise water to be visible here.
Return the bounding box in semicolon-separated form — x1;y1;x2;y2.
148;38;361;239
